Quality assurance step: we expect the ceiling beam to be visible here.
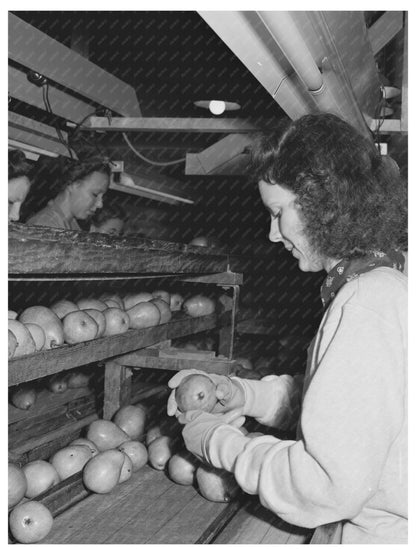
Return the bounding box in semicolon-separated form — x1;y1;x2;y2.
9;13;141;117
85;116;271;133
185;134;252;175
368;12;403;55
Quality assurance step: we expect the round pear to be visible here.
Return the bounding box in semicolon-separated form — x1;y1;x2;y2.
67;371;90;389
83;449;125;493
170;293;184;312
168;451;198;486
102;307;130;336
127;301;161;330
86;419;130;450
100;293;124;310
69;438;99;457
50;445;92;480
49;299;79;319
150;298;172;324
19;306;64;349
48;374;68;394
119;453;133;483
11;387;37;410
183;295;216;317
9;500;54;544
84;308;106;337
8;329;18;359
8;463;28;509
124;292;153;311
196;464;239;503
118;441;148;471
148;436;174;471
8;320;36;357
8;309;18;319
22;460;60;498
152;290;171;305
62;310;98;344
113;404;146;440
25;323;46;351
175;374;217;413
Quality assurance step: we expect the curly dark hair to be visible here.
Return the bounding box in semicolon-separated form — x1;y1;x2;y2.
9;149;32;179
250;113;407;259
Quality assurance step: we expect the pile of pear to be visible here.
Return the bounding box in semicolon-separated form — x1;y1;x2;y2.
9;289;216;359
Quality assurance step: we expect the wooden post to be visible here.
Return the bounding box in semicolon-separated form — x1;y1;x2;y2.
103;361;132;420
218;285;240;360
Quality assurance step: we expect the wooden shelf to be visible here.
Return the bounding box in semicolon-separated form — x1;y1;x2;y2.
9;223;240;276
38;466;244;544
8;312;227;386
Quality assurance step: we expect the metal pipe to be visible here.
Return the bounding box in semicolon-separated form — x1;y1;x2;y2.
199;11;314;119
258;11;323;92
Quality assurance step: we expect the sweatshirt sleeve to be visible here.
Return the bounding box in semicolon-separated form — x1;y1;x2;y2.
205;300;405;529
231;374;303;431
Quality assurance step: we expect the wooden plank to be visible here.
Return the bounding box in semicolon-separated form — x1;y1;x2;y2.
46;467;173;543
8;313;219;386
369;11;403;55
186;134;252;175
8;65;95;124
8;13;141;117
9;112;71;157
115;351;233;375
218;285;239;359
9;386;91;425
86;116;269;133
36;472;89;518
8;223;230;275
309;521;343;544
103;361;132;419
195;495;246;543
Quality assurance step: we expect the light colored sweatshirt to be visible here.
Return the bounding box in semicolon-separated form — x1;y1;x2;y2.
27;200;81;231
205;267;407;544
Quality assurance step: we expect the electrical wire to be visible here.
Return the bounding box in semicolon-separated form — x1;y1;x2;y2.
122;132;186;167
42;83;74;159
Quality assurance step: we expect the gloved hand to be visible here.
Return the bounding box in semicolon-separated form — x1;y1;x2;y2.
180;407;246;462
167;369;245;417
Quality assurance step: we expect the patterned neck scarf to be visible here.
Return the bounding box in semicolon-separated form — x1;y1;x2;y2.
321;249;405;309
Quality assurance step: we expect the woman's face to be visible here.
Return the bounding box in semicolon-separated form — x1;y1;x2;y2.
68;171;109;220
8;176;31;222
93;217;124;236
259;180;336;273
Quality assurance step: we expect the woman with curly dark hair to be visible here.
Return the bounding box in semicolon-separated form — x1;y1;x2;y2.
166;113;408;543
26;156;111;230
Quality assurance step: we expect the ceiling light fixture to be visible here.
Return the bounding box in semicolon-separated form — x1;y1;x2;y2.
194;100;241;115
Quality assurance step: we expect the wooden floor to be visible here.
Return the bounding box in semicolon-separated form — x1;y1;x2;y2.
42;465;311;544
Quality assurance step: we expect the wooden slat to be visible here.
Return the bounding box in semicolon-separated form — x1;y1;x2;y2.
368;11;403;55
36;472;89;518
309;521;343;544
8;223;230;275
401;13;408;133
114;350;233;375
9;313;219;386
8;65;95;124
86;116;267;133
9;111;71;157
186;134;252;176
8;13;141;117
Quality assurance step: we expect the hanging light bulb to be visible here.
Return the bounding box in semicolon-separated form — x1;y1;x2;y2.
208;100;226;115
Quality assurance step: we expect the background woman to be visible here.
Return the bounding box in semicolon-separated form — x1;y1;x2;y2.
8;149;32;222
167;113;408;544
90;204;126;236
26;157;111;230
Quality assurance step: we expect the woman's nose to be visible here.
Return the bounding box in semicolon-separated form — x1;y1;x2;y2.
269;215;282;242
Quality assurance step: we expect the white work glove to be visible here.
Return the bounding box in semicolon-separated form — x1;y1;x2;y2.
179;407;247;462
